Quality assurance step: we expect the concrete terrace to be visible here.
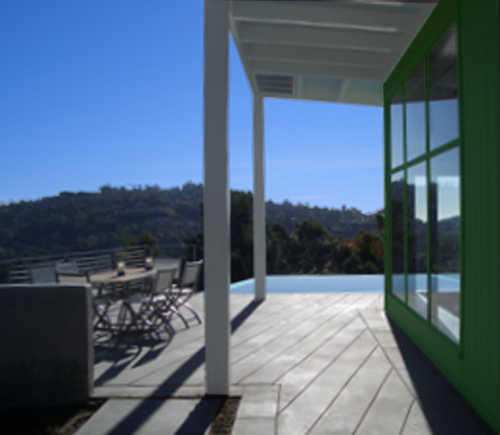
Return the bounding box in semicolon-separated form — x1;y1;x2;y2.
87;293;495;435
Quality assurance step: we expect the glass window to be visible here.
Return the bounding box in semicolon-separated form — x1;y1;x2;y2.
406;63;426;161
430;147;460;343
391;90;404;168
407;163;428;319
392;171;405;300
429;26;459;149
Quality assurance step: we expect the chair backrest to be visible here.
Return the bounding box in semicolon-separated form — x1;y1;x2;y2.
56;271;89;285
154;268;176;295
154;258;182;280
56;261;80;274
180;260;203;290
29;265;57;284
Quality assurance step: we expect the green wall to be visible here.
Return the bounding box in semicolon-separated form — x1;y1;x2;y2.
384;0;500;432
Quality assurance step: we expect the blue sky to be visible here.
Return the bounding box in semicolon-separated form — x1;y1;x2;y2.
0;0;383;213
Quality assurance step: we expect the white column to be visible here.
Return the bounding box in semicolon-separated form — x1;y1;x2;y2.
253;94;267;301
203;0;230;395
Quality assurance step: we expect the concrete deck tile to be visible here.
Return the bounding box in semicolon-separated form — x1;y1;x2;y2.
394;367;454;399
277;317;366;410
308;347;391;435
233;418;276;435
88;293;494;435
76;397;222;435
278;330;377;435
232;310;348;383
372;330;399;348
93;385;206;398
237;385;279;418
401;400;433;435
360;312;391;332
356;370;413;435
408;397;496;435
231;296;336;363
243;310;357;384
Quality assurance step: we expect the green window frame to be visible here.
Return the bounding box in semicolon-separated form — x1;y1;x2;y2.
385;21;463;348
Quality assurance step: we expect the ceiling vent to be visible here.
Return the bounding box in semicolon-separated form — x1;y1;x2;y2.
255;74;294;95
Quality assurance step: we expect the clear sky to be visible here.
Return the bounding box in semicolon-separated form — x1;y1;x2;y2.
0;0;383;214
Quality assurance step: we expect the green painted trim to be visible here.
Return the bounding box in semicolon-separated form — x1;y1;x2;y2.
387;293;461;354
388;17;463;347
402;86;408;305
455;6;465;360
384;0;500;431
403;168;408;305
384;101;392;306
425;56;431;325
390;138;460;175
384;0;457;94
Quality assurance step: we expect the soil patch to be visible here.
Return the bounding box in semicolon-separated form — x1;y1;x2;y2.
0;399;105;435
210;396;241;435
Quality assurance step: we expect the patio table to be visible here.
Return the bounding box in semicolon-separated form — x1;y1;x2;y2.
90;267;158;298
89;267;177;338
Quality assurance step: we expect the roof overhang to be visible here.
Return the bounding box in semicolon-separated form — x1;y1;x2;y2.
228;0;435;106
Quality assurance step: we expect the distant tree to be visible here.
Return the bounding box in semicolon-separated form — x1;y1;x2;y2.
353;231;383;273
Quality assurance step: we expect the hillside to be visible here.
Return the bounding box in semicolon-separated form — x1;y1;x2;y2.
0;182;379;261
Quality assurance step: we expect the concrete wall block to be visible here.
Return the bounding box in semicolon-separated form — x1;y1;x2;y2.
0;284;93;409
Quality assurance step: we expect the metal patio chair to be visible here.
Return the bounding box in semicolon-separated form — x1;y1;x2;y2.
29;265;57;284
117;267;177;339
169;260;203;328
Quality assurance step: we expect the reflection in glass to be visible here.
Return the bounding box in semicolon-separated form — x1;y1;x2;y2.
406;63;426;161
429;26;459;149
392;171;405;300
391;90;404;168
430;147;460;342
407;163;427;319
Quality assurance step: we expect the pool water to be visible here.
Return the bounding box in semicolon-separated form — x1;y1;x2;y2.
230;275;385;294
230;274;460;294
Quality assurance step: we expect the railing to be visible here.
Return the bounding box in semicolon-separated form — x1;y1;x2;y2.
0;243;202;284
0;245;151;284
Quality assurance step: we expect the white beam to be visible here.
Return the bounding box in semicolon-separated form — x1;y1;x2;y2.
244;43;398;70
251;59;386;81
238;23;406;53
253;94;266;301
232;1;421;31
228;2;260;97
262;91;383;107
203;0;230;396
338;78;351;102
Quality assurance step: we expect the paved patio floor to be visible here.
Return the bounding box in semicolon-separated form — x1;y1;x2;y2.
84;293;495;435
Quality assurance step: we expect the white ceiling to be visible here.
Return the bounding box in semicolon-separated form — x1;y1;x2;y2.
228;1;435;106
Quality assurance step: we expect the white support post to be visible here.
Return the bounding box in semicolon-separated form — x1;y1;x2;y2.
253;94;266;301
203;0;230;396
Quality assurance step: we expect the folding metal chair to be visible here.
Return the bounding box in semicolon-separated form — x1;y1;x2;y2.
170;260;203;328
117;268;177;339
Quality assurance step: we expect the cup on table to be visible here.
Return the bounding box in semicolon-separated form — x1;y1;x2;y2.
117;262;126;276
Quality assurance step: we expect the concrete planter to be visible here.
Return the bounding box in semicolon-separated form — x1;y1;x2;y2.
0;284;93;409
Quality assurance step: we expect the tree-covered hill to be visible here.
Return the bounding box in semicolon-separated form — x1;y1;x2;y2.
0;182;380;266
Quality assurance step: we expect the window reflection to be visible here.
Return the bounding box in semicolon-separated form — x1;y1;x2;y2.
430;148;460;342
406;63;426;161
391;90;404;168
392;171;405;300
407;163;427;319
429;26;459;149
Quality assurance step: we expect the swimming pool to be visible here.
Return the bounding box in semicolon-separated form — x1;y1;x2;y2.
230;274;460;294
230;275;385;294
